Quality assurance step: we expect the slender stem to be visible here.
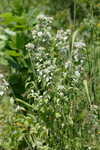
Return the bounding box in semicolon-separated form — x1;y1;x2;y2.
74;0;76;25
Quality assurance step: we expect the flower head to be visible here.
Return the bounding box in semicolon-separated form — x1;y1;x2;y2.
37;14;53;26
25;43;35;50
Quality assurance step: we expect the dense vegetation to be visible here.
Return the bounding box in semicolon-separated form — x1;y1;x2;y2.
0;0;100;150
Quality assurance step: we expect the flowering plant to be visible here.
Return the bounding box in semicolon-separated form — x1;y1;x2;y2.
25;14;86;101
0;14;99;150
23;14;94;149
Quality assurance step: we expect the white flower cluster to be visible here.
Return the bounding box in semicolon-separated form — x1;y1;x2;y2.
56;29;71;41
25;43;35;50
74;41;86;49
56;29;71;53
25;14;87;98
73;41;86;64
33;48;56;86
64;39;86;83
55;30;86;83
37;14;53;26
32;29;52;45
0;73;9;96
31;14;53;46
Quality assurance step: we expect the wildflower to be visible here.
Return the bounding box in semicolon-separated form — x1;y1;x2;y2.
37;14;47;21
32;30;37;39
56;29;67;41
74;54;79;62
25;43;35;50
37;14;53;25
74;42;86;49
37;31;43;37
80;59;84;64
75;70;80;77
37;47;45;51
88;147;92;150
0;91;4;96
65;60;72;69
56;29;71;41
46;31;51;39
0;73;4;78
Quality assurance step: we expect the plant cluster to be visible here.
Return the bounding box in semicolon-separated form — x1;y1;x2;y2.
0;0;100;150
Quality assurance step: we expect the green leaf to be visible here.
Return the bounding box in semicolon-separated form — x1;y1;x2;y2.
16;98;34;109
83;80;91;106
6;50;22;57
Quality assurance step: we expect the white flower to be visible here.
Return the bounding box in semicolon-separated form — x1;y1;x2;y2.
37;14;47;20
0;91;4;96
46;31;51;38
75;71;80;77
65;61;72;69
56;29;64;40
37;14;53;24
15;105;26;111
43;68;50;74
25;43;35;49
80;59;84;64
32;30;37;39
56;29;71;41
63;36;68;41
88;147;92;150
74;42;86;49
38;47;45;51
0;74;4;78
74;54;79;62
37;31;43;37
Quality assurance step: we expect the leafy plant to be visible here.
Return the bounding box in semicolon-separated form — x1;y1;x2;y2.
0;0;100;149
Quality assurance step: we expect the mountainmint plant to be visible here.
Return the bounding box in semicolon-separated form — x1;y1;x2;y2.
24;14;96;150
0;14;99;150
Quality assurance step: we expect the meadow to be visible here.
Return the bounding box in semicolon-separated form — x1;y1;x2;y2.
0;0;100;149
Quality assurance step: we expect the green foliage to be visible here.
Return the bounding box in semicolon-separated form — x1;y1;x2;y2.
0;0;100;150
